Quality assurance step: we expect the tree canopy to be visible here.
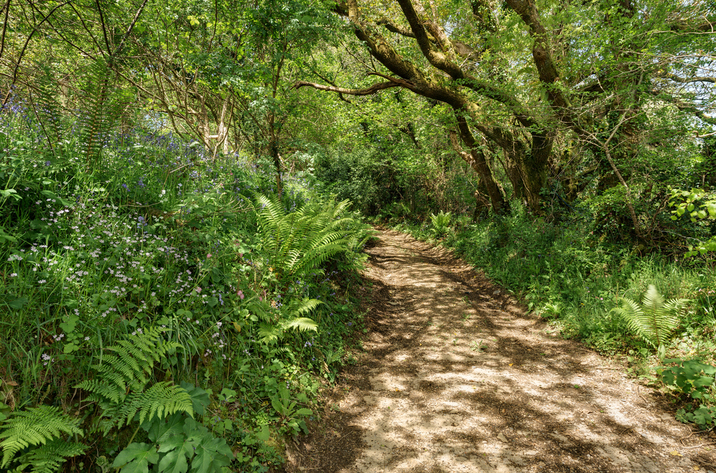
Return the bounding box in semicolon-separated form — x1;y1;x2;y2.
1;0;715;234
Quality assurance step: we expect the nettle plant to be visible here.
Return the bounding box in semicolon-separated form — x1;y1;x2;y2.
0;327;234;473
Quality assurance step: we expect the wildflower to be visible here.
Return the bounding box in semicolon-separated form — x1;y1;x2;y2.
237;290;245;300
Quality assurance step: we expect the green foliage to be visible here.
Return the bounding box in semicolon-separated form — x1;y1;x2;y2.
0;406;86;471
75;59;131;166
429;210;452;237
113;413;234;473
670;188;716;256
269;385;312;436
659;358;716;429
0;106;369;472
256;193;368;280
254;297;320;344
12;440;88;473
76;327;192;432
611;285;687;356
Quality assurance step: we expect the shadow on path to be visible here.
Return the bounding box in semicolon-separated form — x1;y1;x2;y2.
286;230;716;473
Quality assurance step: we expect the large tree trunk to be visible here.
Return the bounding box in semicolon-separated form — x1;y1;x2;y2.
455;114;507;213
520;131;554;213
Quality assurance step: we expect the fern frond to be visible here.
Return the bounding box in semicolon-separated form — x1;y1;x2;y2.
115;382;193;427
258;323;280;344
292;242;348;275
15;439;87;473
0;406;83;468
75;378;127;405
76;58;131;167
288;299;322;317
612;285;686;350
642;284;665;314
76;327;187;431
282;317;318;332
33;66;64;150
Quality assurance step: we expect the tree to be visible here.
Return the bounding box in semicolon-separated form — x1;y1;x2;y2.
295;0;716;221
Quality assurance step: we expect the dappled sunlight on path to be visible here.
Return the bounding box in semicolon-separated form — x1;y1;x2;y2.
287;230;715;473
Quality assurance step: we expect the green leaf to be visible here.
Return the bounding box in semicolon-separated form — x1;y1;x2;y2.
7;297;28;310
146;413;184;443
283;317;318;332
256;425;270;442
157;447;189;473
112;443;159;473
271;397;286;416
693;376;715;388
0;226;17;243
180;382;210;416
0;188;20;201
59;315;79;333
192;437;234;473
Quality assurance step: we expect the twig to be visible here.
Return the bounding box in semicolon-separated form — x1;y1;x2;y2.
636;384;648;404
678;428;695;443
680;442;716;449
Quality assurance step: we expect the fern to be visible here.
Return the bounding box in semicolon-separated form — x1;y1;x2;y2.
430;210;452;236
256;194;355;279
612;285;688;354
76;58;129;166
31;65;64;151
14;439;87;473
76;327;192;433
115;382;193;427
257;298;320;344
0;406;85;469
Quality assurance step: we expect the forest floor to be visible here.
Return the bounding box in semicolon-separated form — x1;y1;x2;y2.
285;229;716;473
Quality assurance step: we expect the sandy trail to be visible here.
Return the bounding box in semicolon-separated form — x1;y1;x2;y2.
286;230;716;473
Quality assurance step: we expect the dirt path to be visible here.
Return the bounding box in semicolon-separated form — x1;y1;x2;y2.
286;230;716;472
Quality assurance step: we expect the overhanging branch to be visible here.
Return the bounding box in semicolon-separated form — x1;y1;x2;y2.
294;80;401;95
660;72;716;84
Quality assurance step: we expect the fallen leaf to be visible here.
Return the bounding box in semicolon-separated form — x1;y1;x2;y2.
509;363;513;366
497;433;508;442
670;451;682;456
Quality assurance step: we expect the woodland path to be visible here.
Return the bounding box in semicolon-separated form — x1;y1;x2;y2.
286;229;716;473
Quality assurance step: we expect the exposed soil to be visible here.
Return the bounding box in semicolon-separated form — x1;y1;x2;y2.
286;229;716;472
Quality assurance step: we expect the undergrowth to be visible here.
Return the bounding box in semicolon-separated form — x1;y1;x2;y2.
0;102;372;471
